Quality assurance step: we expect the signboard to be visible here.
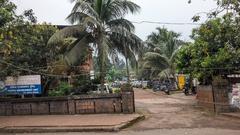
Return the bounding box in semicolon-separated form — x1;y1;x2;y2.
178;74;185;90
4;75;42;95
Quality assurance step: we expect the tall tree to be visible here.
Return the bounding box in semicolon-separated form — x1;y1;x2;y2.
177;17;240;84
0;0;60;94
142;27;184;79
177;0;240;84
48;0;142;89
0;0;16;27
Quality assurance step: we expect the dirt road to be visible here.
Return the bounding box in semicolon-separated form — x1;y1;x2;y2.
3;88;240;135
6;128;240;135
129;88;240;130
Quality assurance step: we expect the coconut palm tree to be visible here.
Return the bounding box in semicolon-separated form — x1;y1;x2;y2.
143;27;183;80
48;0;142;89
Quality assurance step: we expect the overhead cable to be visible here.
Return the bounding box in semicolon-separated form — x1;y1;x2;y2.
131;21;202;25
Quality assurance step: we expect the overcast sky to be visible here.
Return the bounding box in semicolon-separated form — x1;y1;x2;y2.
11;0;217;41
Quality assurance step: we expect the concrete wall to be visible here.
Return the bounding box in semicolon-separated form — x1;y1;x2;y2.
197;79;231;113
0;91;135;116
212;79;231;113
197;85;214;112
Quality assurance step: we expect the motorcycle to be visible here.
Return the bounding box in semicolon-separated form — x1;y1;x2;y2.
183;83;190;96
162;84;170;95
164;88;170;95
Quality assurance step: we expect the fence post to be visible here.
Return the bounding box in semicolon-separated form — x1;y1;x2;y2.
121;84;135;114
212;77;230;113
67;97;76;115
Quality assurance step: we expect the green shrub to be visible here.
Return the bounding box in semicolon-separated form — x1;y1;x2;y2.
48;82;72;97
120;83;133;91
113;88;121;93
72;74;94;94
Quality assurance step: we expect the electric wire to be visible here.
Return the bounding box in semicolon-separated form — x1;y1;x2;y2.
130;21;202;25
1;58;240;78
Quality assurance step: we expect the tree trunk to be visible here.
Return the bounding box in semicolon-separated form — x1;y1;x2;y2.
135;62;139;77
172;73;180;90
122;25;130;83
124;43;130;83
97;32;106;91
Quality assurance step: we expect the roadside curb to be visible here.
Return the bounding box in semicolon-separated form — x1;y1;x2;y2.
0;115;145;133
0;126;116;133
118;115;145;130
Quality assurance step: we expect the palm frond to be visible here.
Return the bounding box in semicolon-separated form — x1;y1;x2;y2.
67;12;99;25
94;0;103;16
108;26;142;51
57;0;142;83
48;58;69;74
64;35;93;66
102;0;140;20
128;53;138;69
47;25;88;45
170;47;181;62
158;68;171;78
147;32;159;45
144;52;169;69
71;0;99;20
106;26;141;69
117;0;140;15
107;18;135;32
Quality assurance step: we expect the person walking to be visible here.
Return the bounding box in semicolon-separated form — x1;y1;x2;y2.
192;78;198;95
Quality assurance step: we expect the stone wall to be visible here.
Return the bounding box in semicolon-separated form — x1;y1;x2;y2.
197;79;231;113
212;78;231;113
197;85;215;112
0;91;135;116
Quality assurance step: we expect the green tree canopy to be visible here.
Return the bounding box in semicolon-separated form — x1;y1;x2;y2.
177;0;240;84
0;0;59;94
177;16;240;84
140;27;184;80
0;0;16;27
48;0;143;88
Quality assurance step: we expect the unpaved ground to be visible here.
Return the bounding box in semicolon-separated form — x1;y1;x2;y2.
6;128;240;135
4;88;240;135
129;88;240;130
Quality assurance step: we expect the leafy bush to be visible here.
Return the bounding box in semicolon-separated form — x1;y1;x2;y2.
48;82;72;97
71;75;94;94
112;88;121;93
120;83;133;91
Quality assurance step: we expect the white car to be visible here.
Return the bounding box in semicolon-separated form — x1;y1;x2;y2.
135;81;142;88
142;81;148;88
89;84;112;94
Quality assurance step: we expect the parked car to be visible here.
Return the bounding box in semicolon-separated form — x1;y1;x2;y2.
111;82;121;93
111;82;121;88
88;83;112;94
131;80;141;88
147;80;153;88
142;81;148;89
